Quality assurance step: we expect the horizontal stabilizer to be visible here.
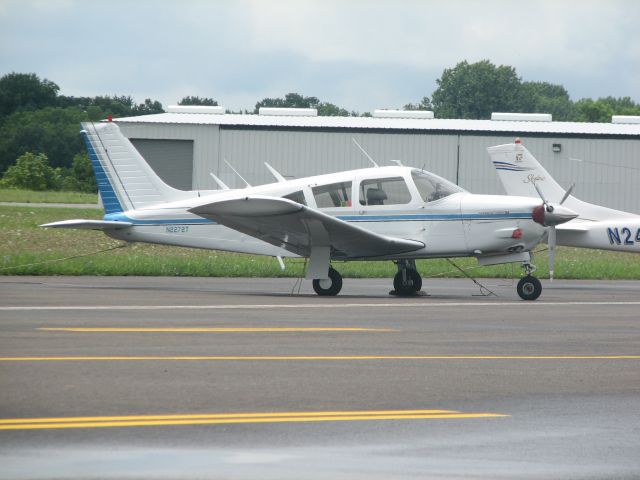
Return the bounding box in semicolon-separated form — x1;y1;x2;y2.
556;223;591;233
41;219;132;230
189;195;424;259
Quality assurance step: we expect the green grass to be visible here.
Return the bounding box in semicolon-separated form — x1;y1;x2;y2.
1;205;639;279
0;188;98;204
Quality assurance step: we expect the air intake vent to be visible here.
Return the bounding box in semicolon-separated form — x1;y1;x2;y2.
611;115;640;124
167;105;224;114
373;109;434;119
258;108;318;117
491;113;552;122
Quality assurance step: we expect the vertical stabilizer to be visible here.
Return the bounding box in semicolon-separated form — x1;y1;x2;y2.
81;122;193;214
488;141;635;221
487;142;567;203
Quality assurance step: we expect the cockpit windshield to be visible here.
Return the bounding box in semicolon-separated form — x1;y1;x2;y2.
411;169;464;203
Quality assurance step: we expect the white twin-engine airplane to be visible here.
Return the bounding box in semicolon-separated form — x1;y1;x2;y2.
43;122;578;300
488;139;640;280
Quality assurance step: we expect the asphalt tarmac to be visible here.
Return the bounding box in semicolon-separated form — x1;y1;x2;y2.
1;276;639;479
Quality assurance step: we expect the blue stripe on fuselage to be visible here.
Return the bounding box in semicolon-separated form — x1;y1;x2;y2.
103;212;531;226
336;213;532;222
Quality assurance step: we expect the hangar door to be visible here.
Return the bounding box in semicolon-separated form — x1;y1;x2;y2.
130;139;194;191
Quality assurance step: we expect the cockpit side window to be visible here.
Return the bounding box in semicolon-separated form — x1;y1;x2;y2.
283;190;307;205
312;181;352;208
359;177;411;206
411;170;463;203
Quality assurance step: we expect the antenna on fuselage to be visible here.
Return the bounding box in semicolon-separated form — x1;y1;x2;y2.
351;138;379;168
390;159;403;167
223;159;252;188
209;172;230;190
264;162;286;183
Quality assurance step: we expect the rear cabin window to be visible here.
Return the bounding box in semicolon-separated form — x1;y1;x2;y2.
359;177;412;206
283;190;307;205
312;181;352;208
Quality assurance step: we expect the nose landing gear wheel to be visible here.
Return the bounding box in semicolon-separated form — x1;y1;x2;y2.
312;267;343;296
517;275;542;301
393;268;422;296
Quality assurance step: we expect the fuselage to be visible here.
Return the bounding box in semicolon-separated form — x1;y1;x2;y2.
102;166;549;261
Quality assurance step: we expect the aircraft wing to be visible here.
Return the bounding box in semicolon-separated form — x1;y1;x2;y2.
189;195;424;259
41;219;133;230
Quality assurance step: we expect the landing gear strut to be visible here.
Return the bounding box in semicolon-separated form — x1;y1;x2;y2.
312;267;343;296
392;260;422;296
517;261;542;301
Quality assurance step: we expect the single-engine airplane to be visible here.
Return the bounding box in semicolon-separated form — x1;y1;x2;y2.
488;139;640;279
42;122;578;300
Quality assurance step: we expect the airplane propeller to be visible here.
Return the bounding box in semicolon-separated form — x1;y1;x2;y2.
531;182;578;281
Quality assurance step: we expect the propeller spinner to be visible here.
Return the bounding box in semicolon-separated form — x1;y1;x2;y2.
530;182;578;280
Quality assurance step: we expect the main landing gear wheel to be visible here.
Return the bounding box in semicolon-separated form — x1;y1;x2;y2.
393;268;422;296
517;275;542;301
312;267;343;296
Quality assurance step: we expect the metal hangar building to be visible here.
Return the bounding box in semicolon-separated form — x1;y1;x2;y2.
113;107;640;214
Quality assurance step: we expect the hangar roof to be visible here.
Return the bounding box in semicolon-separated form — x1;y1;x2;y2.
113;112;640;137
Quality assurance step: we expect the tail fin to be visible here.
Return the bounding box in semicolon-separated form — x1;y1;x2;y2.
487;141;567;203
488;140;634;221
82;122;193;214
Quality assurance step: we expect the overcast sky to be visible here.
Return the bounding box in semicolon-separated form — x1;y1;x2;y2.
1;0;639;113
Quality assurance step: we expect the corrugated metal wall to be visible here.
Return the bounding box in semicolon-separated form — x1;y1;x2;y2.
118;123;219;190
217;128;459;188
130;139;194;190
117;122;640;214
457;135;640;213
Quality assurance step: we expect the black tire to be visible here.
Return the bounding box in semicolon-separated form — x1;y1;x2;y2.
393;268;422;296
312;267;343;296
517;275;542;301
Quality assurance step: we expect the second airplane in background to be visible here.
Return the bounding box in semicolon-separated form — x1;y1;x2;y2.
489;139;640;279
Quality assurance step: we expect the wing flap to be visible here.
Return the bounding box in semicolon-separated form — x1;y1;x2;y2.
189;196;424;259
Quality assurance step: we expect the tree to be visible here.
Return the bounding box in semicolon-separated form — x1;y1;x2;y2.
0;72;59;119
574;98;615;122
572;96;640;123
0;152;61;190
0;106;87;173
430;60;522;119
518;81;575;121
133;98;164;115
61;152;97;193
404;97;433;111
254;93;351;116
317;102;351;116
255;93;319;112
179;96;218;106
58;94;165;118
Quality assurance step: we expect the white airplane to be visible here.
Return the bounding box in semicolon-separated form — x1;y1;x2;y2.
488;139;640;279
42;122;578;300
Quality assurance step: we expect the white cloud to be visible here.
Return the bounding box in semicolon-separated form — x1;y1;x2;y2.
0;0;638;111
239;0;639;74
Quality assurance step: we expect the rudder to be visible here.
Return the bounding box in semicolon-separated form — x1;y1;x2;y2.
81;122;193;214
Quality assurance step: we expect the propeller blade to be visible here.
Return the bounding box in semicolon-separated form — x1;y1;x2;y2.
548;226;557;282
559;184;575;205
533;182;554;212
533;181;547;205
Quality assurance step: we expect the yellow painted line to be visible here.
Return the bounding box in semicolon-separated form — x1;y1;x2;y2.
0;355;638;362
0;410;507;430
5;301;640;311
38;327;394;333
0;409;457;424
